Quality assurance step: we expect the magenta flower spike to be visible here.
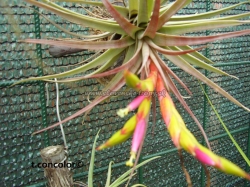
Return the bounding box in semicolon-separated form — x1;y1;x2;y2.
126;118;147;167
126;96;152;167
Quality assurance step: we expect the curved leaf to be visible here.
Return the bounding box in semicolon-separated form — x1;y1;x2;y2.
33;8;112;39
168;46;237;78
110;156;161;187
32;74;126;135
25;0;127;35
54;0;129;17
32;44;142;135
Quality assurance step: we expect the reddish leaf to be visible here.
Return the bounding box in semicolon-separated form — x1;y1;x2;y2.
102;0;141;38
147;39;205;55
157;0;189;30
23;36;134;50
45;42;143;82
157;56;192;95
143;0;161;38
33;78;125;135
165;53;250;112
153;30;250;46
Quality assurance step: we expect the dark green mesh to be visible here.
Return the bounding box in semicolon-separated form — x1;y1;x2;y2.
0;0;250;187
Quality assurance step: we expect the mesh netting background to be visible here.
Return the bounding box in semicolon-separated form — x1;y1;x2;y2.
0;0;250;186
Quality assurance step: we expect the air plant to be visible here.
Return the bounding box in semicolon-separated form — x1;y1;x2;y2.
20;0;250;183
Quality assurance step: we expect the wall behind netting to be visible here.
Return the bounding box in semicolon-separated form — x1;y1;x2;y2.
1;0;250;187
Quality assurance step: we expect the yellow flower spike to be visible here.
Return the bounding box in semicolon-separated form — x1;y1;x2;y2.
124;69;154;92
96;115;137;150
124;70;140;89
124;61;158;93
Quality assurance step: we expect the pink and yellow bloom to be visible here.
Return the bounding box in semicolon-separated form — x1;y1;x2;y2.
156;74;250;180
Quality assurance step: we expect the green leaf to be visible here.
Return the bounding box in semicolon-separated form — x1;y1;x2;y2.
110;156;161;187
170;1;249;21
159;20;248;35
25;0;127;35
61;41;142;80
168;46;237;78
88;51;124;75
215;12;250;21
137;0;149;26
53;0;129;17
200;83;250;167
110;174;137;187
128;0;138;18
105;161;114;187
31;44;142;135
160;0;169;5
88;129;101;187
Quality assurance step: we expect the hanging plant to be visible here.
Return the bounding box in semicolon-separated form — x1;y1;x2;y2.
20;0;250;184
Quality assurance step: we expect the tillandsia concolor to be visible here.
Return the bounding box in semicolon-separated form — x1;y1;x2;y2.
20;0;250;182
